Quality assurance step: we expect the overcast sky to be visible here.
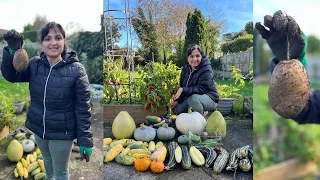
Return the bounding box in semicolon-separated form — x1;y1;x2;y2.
254;0;320;38
0;0;102;32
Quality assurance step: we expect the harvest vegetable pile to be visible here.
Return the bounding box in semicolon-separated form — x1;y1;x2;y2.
6;130;46;180
104;110;253;175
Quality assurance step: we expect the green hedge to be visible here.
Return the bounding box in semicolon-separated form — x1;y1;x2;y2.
221;34;253;54
23;30;39;42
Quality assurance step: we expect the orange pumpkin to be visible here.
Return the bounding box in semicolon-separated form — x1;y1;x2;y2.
134;155;151;172
150;160;164;174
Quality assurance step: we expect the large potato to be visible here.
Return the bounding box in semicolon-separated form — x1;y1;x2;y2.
268;59;310;119
13;49;29;72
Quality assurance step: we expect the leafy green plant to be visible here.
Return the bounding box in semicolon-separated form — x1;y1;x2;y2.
0;91;16;129
137;62;180;112
216;66;246;98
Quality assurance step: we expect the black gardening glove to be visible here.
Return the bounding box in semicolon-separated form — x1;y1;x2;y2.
3;29;24;54
255;10;307;73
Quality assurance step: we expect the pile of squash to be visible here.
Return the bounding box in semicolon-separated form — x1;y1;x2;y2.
103;138;167;173
12;148;46;180
103;137;253;174
6;130;46;179
105;110;252;175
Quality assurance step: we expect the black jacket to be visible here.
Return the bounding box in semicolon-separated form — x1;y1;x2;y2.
294;89;320;124
1;46;93;147
176;56;219;103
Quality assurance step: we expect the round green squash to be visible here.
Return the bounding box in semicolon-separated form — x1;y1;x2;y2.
177;135;188;144
112;111;136;139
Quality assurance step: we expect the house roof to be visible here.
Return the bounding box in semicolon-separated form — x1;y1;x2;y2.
0;29;8;36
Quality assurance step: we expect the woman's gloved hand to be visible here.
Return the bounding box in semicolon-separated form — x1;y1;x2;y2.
255;10;307;72
3;29;24;54
80;146;93;162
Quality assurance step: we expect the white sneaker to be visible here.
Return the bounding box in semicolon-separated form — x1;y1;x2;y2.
203;111;209;117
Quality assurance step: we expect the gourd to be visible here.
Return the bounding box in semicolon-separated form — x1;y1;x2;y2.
181;145;191;169
150;145;167;162
189;146;205;166
34;172;46;180
115;153;136;166
150;160;165;174
156;123;176;141
21;139;35;153
134;124;156;142
112;111;136;139
174;146;182;163
175;108;206;135
226;145;250;171
239;158;251;172
105;144;123;162
27;162;39;173
165;141;178;170
205;111;227;138
213;148;229;174
7;139;23;162
177;135;188;144
148;141;156;152
103;138;112;146
134;156;151;172
195;146;217;168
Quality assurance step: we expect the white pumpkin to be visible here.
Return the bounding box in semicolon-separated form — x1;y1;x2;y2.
175;111;206;135
21;139;35;153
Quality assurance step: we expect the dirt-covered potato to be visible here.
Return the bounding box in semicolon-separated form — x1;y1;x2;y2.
268;59;310;119
13;49;29;72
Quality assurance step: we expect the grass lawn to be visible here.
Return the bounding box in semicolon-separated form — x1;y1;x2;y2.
0;77;29;98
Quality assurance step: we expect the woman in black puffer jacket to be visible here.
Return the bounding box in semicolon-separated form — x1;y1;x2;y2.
1;22;93;180
169;44;219;116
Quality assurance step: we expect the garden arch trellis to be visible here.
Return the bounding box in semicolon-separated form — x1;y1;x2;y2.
104;0;137;104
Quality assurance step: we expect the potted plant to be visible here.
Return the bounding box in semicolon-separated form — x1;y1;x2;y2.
0;92;16;140
12;93;26;114
216;84;240;116
216;66;246;116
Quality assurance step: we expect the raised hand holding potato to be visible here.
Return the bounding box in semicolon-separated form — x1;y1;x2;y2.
3;30;28;72
255;10;310;119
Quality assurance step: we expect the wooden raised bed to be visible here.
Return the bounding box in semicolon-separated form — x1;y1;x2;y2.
255;158;318;180
103;104;166;124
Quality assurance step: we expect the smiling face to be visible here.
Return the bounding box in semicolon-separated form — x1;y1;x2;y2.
41;28;65;59
188;49;202;70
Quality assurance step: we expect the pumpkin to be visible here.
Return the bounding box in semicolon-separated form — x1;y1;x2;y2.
112;111;136;139
21;139;35;153
175;108;206;135
134;155;151;172
206;111;227;138
156;123;175;141
134;124;156;142
150;160;164;174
